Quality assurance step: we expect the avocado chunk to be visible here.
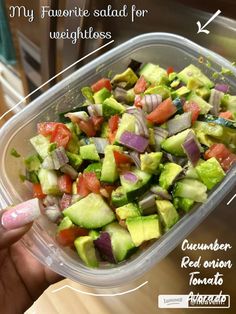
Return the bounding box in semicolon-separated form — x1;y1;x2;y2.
195;157;225;190
173;197;195;213
187;77;204;90
161;129;191;156
187;92;212;114
221;94;236;118
159;162;182;190
63;193;115;228
30;134;56;159
115;113;136;143
173;178;207;203
196;86;211;100
172;86;190;98
24;154;41;171
111;186;129;207
140;152;163;174
84;162;102;179
38;168;60;195
89;230;100;240
66;151;83;170
102;97;126;118
101;145;122;183
139;63;168;85
195;130;217;147
80;144;100;161
66;134;80;154
156;200;179;230
144;85;170;99
111;67;138;88
104;222;136;262
57;216;74;233
177;64;214;88
116;203;140;220
126;215;161;246
74;236;99;268
120;169;152;201
93;87;111;104
193;121;223;138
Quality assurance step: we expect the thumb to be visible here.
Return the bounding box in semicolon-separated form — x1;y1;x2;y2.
0;198;42;249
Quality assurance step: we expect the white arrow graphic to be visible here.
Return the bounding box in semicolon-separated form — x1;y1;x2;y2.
197;10;221;34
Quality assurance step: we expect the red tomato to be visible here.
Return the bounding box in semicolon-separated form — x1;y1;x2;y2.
56;227;89;246
108;115;119;133
60;193;72;210
221;153;236;171
167;66;174;75
37;122;59;136
146;97;177;124
134;75;148;94
113;151;133;165
108;131;117;144
91;116;104;131
183;101;201;123
204;143;230;162
50;124;71;148
134;95;143;108
219;111;233;120
32;183;45;199
91;78;112;93
78;119;96;137
58;174;72;194
83;172;101;194
77;175;90;197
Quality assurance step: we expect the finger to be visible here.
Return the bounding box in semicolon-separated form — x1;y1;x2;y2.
0;198;42;249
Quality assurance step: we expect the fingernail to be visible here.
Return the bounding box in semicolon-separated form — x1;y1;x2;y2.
1;198;42;230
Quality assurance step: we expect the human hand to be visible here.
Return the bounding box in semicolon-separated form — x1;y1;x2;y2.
0;199;62;314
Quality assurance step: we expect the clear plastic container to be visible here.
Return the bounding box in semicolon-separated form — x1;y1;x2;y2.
0;33;236;288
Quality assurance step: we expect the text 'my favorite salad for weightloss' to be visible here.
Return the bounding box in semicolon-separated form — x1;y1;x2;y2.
21;60;236;268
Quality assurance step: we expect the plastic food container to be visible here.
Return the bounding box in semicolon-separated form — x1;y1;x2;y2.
0;33;236;288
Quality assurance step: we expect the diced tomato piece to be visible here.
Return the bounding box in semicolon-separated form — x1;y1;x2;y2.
60;193;72;210
219;111;233;120
91;78;112;93
83;172;101;194
91;116;104;131
32;183;45;199
77;175;90;197
205;143;230;162
78;119;96;137
134;95;143;108
108;131;117;144
56;226;89;246
134;75;148;94
167;66;174;75
50;124;71;148
113;151;133;165
58;174;72;194
146;97;177;124
108;115;119;133
221;153;236;171
183;101;201;123
37;122;60;136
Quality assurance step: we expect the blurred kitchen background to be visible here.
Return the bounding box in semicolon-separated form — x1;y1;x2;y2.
1;0;236;125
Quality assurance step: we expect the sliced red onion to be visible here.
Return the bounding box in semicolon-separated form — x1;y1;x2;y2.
119;131;149;153
182;131;201;166
94;232;116;263
43;195;60;207
153;127;169;151
215;84;229;93
65;111;89;122
51;147;69;170
41;155;54;169
44;205;62;223
163;152;188;167
150;185;172;200
88;104;103;117
113;87;128;103
129;151;141;168
126;107;149;138
139;192;156;210
91;137;109;154
140;94;162;113
167;112;192;136
60;193;72;210
60;164;78;180
122;171;139;184
209;89;224;116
